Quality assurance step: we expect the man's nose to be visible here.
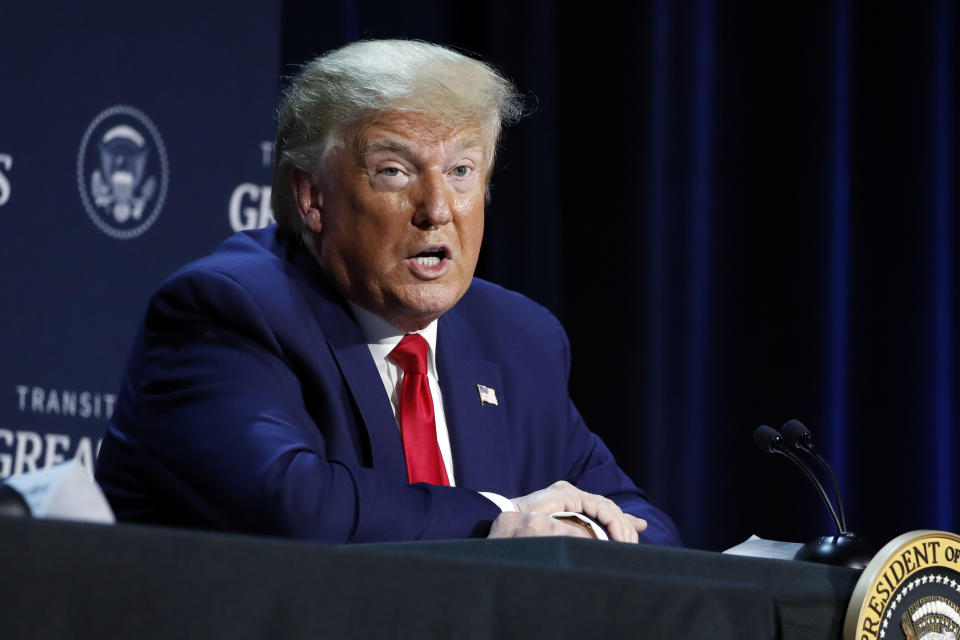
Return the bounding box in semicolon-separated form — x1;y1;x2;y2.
412;172;453;228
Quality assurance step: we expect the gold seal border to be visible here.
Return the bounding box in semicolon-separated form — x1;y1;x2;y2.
843;530;960;640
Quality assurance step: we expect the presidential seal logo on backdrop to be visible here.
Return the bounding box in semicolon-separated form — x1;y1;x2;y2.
77;105;169;239
845;531;960;640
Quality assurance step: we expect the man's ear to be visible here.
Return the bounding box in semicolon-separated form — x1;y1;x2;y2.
290;168;324;234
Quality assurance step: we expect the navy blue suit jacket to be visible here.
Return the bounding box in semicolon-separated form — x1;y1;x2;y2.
96;227;680;545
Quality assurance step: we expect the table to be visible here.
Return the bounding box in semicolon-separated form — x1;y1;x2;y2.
0;517;860;639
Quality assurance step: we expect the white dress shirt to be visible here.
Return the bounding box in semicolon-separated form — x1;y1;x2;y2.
347;303;516;513
347;304;607;538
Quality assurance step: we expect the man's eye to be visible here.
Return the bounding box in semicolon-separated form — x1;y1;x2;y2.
380;167;401;177
452;165;471;177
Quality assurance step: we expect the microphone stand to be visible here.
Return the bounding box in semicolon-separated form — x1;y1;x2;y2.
754;424;873;569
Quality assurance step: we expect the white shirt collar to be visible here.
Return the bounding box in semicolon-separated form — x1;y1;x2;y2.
347;302;439;377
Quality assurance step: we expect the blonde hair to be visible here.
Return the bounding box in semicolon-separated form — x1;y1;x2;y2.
271;39;523;233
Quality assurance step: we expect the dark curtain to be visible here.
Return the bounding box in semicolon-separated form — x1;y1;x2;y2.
281;0;960;551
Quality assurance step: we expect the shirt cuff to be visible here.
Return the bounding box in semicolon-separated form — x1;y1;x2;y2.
478;491;517;513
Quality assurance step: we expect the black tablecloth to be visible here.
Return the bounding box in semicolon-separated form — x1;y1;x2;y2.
0;517;859;639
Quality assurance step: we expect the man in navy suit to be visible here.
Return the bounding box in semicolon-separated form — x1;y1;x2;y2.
96;40;680;545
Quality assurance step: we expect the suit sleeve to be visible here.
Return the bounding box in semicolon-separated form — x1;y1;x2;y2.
98;268;501;543
550;315;683;546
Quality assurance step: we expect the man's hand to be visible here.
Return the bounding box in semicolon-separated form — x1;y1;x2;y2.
507;481;647;543
488;512;596;539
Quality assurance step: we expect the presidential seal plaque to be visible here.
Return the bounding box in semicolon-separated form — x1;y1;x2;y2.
845;531;960;640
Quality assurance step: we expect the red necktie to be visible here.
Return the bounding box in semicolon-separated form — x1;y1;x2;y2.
389;334;450;485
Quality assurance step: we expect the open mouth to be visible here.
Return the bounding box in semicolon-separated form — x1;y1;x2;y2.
411;247;448;267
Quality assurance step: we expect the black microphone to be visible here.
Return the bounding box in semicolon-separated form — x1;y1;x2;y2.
782;419;847;532
753;422;873;568
753;425;843;534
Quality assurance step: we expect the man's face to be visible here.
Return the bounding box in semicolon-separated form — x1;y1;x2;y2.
313;111;487;331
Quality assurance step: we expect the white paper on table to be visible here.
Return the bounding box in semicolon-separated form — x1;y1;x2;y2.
723;534;802;560
4;458;115;524
550;511;610;541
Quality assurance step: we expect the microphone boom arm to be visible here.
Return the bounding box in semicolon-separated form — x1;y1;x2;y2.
774;447;844;534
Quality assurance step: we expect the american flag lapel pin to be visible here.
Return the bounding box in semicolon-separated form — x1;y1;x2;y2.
477;384;498;406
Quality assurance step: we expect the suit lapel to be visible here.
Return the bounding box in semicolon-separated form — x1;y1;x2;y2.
287;245;407;482
437;312;516;495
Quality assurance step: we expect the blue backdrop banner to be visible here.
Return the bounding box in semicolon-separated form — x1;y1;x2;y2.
0;0;280;479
